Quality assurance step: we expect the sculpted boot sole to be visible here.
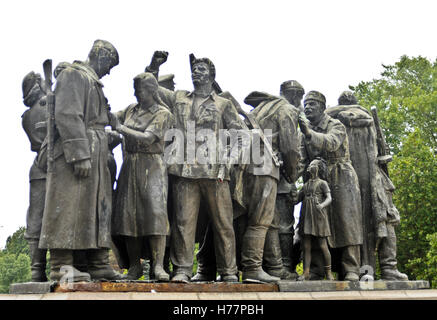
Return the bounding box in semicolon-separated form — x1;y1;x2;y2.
242;269;280;283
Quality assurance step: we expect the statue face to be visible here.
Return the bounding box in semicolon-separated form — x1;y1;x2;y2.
308;161;319;177
191;62;211;86
282;90;303;107
93;48;115;78
134;82;153;103
304;100;324;124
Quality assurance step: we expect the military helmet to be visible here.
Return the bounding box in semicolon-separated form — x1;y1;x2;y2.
280;80;305;95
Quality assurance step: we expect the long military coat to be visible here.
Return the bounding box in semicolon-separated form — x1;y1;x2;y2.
326;105;400;267
300;113;363;248
39;61;113;250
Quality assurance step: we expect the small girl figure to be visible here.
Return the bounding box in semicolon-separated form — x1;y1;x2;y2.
297;158;334;281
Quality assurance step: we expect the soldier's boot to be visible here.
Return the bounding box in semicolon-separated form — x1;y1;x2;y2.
241;236;280;283
191;272;216;282
279;233;294;272
163;244;171;276
28;239;48;282
73;250;89;273
381;267;408;281
86;249;124;281
264;229;296;280
49;249;91;282
149;235;170;282
324;265;335;280
344;272;359;281
125;237;143;280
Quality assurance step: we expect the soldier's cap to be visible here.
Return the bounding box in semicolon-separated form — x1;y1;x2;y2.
89;39;119;67
134;72;159;92
304;90;326;105
338;90;357;105
22;71;41;99
189;53;216;80
280;80;305;95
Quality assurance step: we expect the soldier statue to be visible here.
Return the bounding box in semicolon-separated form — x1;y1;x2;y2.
38;40;123;282
21;71;48;282
148;51;246;283
298;91;363;281
326;91;408;280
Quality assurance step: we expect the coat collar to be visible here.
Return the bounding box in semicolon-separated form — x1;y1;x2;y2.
310;112;330;131
71;61;104;87
133;103;160;114
187;90;216;101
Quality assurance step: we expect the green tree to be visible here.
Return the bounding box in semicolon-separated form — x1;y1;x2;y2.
0;227;32;293
351;55;437;280
4;226;29;256
0;253;31;293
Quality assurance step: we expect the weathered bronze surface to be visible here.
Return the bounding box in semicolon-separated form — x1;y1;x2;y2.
54;281;279;293
16;43;416;292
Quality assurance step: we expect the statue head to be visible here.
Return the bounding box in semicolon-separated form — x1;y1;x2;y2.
303;90;326;124
280;80;305;107
87;39;119;78
133;72;159;104
190;54;216;87
22;71;44;107
308;157;327;180
338;91;358;105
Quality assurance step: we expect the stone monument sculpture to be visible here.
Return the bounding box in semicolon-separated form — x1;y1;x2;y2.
296;158;333;281
275;80;306;278
298;90;363;281
148;51;246;283
110;72;174;281
241;91;300;281
21;71;48;282
15;42;423;294
326;91;408;280
38;40;123;282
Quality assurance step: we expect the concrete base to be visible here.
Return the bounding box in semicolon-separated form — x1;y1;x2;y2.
9;282;55;294
278;280;430;292
8;280;429;294
53;281;279;293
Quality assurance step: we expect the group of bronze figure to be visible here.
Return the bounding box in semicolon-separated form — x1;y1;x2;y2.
21;39;409;284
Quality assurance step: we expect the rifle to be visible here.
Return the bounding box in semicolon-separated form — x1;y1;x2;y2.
370;106;392;177
43;59;55;173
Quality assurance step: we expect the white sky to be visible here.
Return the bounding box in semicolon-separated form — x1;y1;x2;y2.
1;0;436;248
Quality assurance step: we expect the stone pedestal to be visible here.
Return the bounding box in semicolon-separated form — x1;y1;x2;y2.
9;280;430;294
277;280;430;292
9;282;55;294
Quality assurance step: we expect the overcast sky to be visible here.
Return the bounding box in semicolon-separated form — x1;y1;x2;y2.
1;0;436;248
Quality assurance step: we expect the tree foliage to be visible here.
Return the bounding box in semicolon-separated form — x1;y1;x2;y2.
351;55;437;155
5;226;29;256
0;227;31;293
0;253;31;293
352;55;437;282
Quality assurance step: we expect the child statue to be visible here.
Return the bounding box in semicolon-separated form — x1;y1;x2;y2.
297;158;334;281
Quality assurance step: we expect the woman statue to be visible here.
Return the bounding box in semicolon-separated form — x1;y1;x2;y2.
111;72;174;281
